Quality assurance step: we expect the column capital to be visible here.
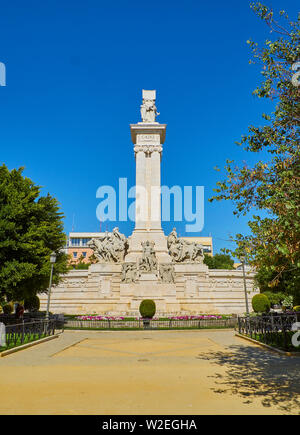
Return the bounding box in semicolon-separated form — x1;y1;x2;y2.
134;145;163;157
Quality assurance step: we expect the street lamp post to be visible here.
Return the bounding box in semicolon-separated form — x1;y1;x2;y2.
240;255;250;316
46;251;56;322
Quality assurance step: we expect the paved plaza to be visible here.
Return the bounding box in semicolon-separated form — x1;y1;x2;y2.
0;329;299;415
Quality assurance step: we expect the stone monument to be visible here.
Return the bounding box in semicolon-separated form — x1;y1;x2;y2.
39;90;257;315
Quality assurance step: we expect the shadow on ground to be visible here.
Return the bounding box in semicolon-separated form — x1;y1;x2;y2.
196;344;300;414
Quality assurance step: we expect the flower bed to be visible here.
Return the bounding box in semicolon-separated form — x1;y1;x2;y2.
76;314;224;321
65;314;236;330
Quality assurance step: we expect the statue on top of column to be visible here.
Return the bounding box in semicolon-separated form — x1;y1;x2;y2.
140;89;160;123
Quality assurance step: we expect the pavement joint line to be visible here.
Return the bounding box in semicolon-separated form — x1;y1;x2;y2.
68;342;218;357
50;337;90;357
74;344;142;356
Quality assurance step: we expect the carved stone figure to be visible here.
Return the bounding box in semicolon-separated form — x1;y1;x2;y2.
167;228;204;263
87;227;128;263
138;240;157;272
159;263;175;283
140;91;160;123
121;263;138;283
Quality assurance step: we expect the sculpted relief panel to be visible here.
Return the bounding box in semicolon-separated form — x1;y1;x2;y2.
63;278;88;288
138;241;157;273
159;263;175;283
121;263;139;283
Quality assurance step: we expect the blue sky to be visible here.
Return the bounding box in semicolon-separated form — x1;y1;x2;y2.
0;0;298;256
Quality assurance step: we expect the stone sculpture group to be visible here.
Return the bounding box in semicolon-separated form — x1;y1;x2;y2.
87;224;204;285
167;229;204;263
87;227;128;263
88;227;204;265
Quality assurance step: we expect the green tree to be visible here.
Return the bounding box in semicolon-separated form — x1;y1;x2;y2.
255;264;299;298
210;3;300;304
204;253;234;269
0;164;68;303
261;290;286;306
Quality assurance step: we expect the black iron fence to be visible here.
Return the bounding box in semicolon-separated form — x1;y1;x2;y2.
0;319;62;350
65;317;237;330
0;312;49;325
237;313;299;351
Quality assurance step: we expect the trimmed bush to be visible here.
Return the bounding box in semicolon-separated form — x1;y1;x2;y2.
252;294;270;313
2;303;13;314
24;295;40;312
139;299;156;319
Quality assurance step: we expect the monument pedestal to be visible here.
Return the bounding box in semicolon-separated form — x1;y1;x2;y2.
120;270;180;314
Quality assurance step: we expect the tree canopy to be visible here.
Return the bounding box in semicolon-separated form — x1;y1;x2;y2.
204;253;235;270
0;164;68;304
210;3;300;303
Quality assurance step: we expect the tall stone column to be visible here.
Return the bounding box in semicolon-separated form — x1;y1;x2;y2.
125;90;171;263
135;149;147;230
150;149;162;230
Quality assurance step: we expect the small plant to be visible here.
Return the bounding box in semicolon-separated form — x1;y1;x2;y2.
139;299;156;319
252;294;270;313
2;303;13;314
293;306;300;312
282;295;293;309
24;295;40;312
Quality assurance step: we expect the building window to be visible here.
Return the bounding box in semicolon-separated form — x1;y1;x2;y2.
71;238;81;247
81;238;91;247
82;252;87;258
73;252;77;258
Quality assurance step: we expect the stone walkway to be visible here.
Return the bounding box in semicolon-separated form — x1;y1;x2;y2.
0;329;299;415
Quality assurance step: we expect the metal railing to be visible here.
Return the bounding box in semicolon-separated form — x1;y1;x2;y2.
0;319;61;350
65;317;237;330
0;313;49;325
237;313;298;351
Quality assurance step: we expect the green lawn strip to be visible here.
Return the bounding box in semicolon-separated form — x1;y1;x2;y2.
0;333;48;352
245;331;300;352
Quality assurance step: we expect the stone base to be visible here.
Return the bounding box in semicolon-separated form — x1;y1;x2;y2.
39;265;258;316
120;271;179;313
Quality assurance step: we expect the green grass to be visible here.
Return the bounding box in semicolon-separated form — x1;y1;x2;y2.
0;333;48;352
244;331;300;352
